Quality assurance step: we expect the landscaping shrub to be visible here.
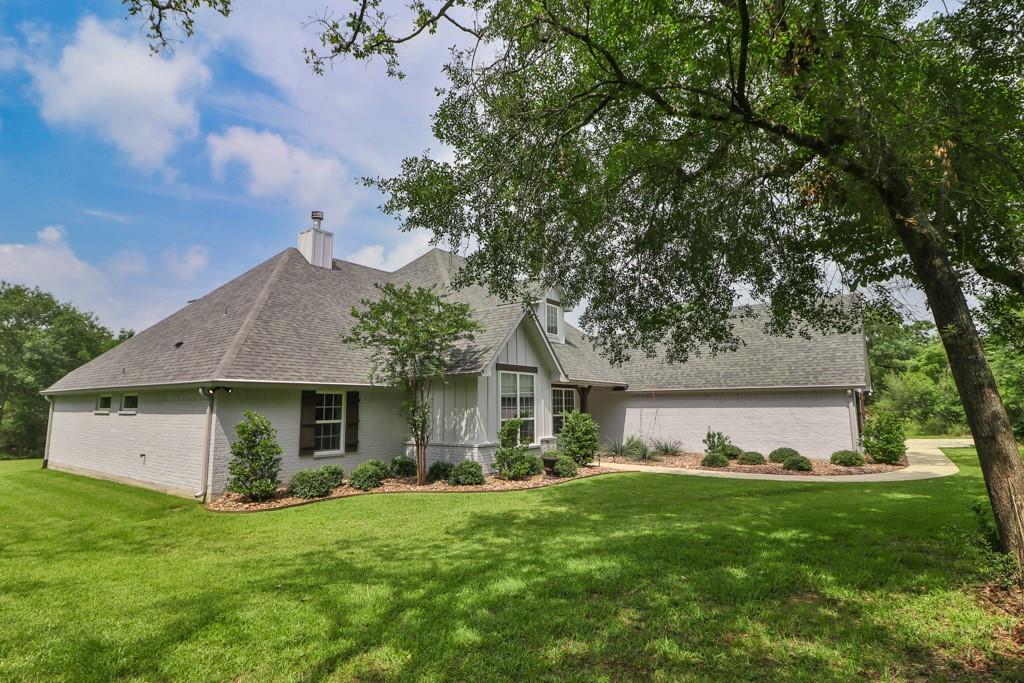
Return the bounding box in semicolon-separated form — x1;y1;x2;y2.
651;439;682;457
498;418;523;448
703;429;731;454
861;411;907;464
495;447;543;480
552;454;578;478
623;436;649;461
783;455;813;472
426;460;454;483
830;450;865;466
390;455;417;478
288;466;341;499
720;444;743;460
226;411;283;501
701;452;729;467
557;410;600;465
769;447;800;463
448;461;485;485
349;460;390;490
738;451;765;465
605;439;627;457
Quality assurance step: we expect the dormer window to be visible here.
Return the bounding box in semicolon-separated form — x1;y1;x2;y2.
545;303;560;336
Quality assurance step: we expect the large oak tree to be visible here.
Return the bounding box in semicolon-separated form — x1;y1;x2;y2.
132;0;1024;562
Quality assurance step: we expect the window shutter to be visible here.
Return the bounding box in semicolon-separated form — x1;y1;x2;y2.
345;391;360;452
299;390;317;456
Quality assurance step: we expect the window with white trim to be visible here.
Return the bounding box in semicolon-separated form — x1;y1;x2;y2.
545;303;560;336
314;392;345;453
120;394;139;414
500;372;535;444
95;395;112;414
552;387;577;434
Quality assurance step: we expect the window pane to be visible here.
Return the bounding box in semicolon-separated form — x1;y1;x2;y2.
552;389;564;415
553;415;564;434
122;395;139;411
96;396;111;410
519;375;534;418
316;393;342;421
315;422;341;451
520;419;535;444
565;391;575;412
546;304;559;335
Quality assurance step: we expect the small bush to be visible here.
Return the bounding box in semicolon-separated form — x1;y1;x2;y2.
226;411;283;501
495;446;543;480
830;449;865;466
557;411;600;465
651;439;682;457
498;418;523;448
349;460;390;490
769;447;800;464
737;451;765;465
448;461;485;485
720;444;743;460
783;455;813;472
623;436;649;461
703;429;731;454
390;455;417;478
288;466;341;499
701;452;730;468
552;454;578;478
861;412;906;464
426;460;454;483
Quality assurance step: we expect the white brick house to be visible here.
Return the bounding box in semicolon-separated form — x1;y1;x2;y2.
43;215;870;500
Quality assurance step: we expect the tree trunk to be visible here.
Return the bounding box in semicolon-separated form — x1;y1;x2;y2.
882;173;1024;565
416;440;427;485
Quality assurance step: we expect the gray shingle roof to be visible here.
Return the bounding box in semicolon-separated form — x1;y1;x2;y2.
46;246;868;393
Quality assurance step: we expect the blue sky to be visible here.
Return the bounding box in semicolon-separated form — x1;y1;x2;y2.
0;1;462;331
0;1;954;331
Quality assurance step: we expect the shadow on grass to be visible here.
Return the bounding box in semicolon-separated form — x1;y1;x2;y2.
2;453;1021;682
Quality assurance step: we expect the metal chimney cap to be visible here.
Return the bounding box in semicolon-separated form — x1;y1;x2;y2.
311;210;325;222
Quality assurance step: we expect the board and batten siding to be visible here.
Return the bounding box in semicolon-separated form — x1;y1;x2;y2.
46;390;209;497
208;386;406;494
588;387;859;458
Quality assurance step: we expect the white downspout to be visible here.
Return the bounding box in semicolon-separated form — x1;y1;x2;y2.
198;388;217;502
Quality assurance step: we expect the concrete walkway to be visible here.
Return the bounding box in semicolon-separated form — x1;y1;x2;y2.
599;438;966;483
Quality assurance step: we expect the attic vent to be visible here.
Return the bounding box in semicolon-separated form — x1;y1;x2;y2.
174;341;184;349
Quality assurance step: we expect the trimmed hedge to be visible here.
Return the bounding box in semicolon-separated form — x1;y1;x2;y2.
390;455;417;478
557;410;600;465
783;455;813;472
495;447;543;480
288;466;342;499
830;449;865;466
769;447;800;464
448;461;485;485
349;460;390;490
426;461;454;483
552;454;578;478
737;451;766;465
701;452;730;468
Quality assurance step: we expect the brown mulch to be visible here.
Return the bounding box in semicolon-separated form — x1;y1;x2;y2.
601;451;908;476
208;466;618;512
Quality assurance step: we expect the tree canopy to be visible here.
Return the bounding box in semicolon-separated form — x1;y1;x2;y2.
0;283;128;455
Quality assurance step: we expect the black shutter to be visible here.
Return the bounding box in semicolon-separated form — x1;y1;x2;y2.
299;390;317;456
345;391;360;452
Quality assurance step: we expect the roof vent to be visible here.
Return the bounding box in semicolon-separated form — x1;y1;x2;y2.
298;210;334;269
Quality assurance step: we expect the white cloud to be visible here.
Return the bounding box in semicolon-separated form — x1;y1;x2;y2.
163;245;209;281
0;227;206;331
28;16;209;170
207;126;353;218
82;208;132;224
349;230;435;272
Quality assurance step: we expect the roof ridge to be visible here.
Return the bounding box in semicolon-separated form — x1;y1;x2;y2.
212;249;292;379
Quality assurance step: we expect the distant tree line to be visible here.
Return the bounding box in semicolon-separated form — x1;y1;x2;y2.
866;300;1024;438
0;282;131;457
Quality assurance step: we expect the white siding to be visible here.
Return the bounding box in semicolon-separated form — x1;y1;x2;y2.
427;376;482;445
209;386;406;494
588;388;858;458
485;320;560;444
47;390;209;497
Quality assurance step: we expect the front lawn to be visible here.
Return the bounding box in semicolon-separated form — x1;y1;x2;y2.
0;451;1020;682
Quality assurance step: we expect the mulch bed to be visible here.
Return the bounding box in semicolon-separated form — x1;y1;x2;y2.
208;465;618;512
601;452;908;476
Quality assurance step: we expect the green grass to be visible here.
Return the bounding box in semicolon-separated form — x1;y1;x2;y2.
0;451;1020;682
